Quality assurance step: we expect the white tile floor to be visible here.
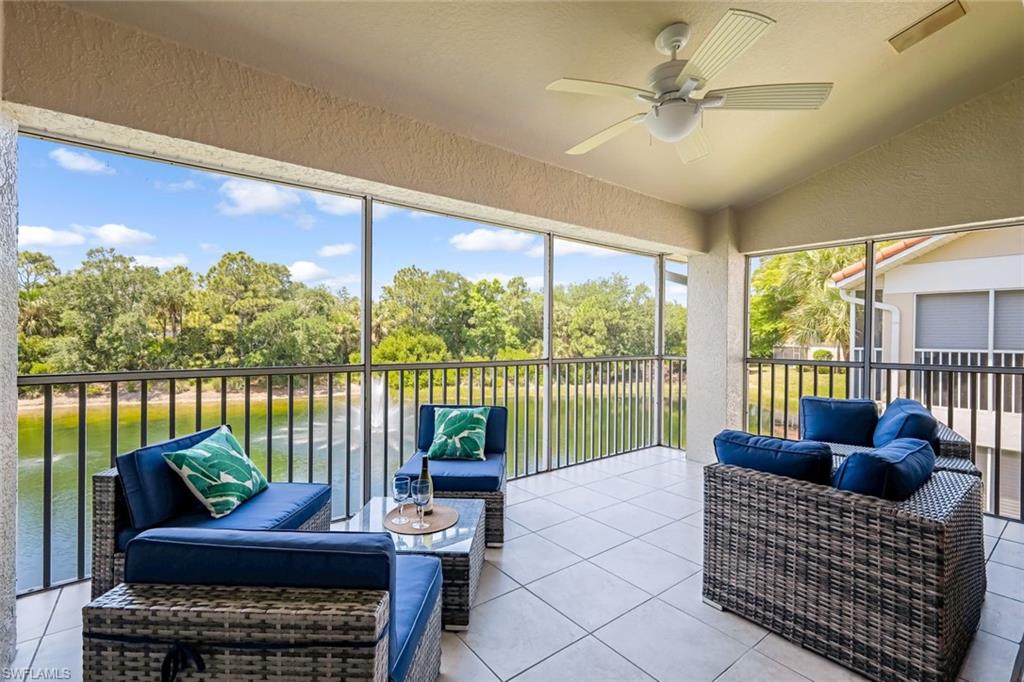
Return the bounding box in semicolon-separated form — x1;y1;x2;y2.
11;447;1024;682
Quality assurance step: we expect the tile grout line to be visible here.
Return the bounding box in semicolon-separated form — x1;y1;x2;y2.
26;586;63;671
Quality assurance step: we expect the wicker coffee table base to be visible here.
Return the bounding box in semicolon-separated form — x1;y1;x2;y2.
431;488;505;547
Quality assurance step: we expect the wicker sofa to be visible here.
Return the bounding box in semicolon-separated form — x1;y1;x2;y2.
703;429;986;682
92;425;331;597
395;405;508;546
84;528;442;682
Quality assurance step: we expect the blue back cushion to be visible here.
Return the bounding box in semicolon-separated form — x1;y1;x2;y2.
833;438;935;501
116;426;224;529
799;397;878;447
126;528;399;667
713;430;832;484
874;399;939;448
417;404;508;454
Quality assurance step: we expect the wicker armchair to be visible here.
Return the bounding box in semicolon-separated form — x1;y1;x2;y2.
703;464;986;682
91;467;331;597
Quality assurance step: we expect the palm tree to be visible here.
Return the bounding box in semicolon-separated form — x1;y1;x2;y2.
759;246;864;359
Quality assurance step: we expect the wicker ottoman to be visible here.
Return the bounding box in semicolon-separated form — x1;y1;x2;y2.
83;582;442;682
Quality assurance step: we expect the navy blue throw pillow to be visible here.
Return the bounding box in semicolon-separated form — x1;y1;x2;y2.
799;397;878;447
832;438;935;501
713;430;832;484
873;399;939;449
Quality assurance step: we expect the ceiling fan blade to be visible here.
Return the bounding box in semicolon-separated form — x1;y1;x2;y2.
676;9;774;88
566;114;646;155
547;78;653;100
676;118;711;163
704;83;833;109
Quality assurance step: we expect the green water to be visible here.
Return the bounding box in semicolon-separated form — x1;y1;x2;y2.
17;383;685;592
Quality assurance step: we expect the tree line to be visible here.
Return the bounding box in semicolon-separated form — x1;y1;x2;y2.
17;248;687;376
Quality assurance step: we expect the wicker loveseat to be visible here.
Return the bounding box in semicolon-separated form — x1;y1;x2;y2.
395;405;508;546
92;425;331;597
703;438;986;682
84;528;442;682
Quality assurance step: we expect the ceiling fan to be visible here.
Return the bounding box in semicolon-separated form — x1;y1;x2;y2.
547;9;833;163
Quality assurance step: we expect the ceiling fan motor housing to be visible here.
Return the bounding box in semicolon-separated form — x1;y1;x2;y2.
646;59;688;97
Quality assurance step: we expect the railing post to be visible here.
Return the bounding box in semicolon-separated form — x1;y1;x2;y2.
542;233;554;471
862;239;875;399
655;255;665;446
361;196;374;503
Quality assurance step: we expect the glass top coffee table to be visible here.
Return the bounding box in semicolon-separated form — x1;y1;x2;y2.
339;496;485;631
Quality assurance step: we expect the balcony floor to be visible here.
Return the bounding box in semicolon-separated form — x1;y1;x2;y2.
12;447;1024;681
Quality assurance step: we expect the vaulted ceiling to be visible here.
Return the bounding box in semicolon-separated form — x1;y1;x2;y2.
78;1;1024;212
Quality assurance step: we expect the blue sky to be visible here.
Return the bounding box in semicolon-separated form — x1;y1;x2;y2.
17;136;684;303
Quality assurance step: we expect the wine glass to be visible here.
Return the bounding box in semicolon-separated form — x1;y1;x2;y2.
411;479;432;530
392;475;411;525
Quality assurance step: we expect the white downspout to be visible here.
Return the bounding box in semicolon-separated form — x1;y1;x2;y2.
836;286;901;362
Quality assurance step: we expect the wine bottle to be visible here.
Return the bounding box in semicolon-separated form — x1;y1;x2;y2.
419;457;434;514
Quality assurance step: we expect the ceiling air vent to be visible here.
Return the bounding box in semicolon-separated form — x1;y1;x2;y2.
889;0;967;53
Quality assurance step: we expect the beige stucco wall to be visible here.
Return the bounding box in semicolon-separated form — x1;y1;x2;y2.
912;226;1024;264
0;1;706;256
739;77;1024;254
0;112;17;670
686;208;746;461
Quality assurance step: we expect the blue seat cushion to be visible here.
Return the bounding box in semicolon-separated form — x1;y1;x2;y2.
391;555;443;682
833;438;935;501
116;482;330;552
396;450;505;492
799;397;878;447
116;426;223;529
874;398;939;449
417;404;508;454
125;528;399;669
714;430;832;484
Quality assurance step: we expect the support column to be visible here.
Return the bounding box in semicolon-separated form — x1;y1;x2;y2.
685;208;745;463
0;112;18;668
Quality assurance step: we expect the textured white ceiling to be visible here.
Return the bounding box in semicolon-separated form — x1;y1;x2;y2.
78;1;1024;212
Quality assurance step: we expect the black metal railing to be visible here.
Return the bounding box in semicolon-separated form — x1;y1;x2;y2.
16;355;686;594
746;358;1024;521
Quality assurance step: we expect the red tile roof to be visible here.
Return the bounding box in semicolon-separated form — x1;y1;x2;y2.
830;236;932;283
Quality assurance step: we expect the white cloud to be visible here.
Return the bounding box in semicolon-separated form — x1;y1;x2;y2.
317;243;356;257
18;225;86;248
217;178;301;216
293;212;316;230
199;242;221;253
154;179;198;192
322;273;360;290
48;147;114;174
289;260;331;283
374;204;403;220
666;281;688;304
309;192;362;216
450;228;536;253
528;240;619;258
472;273;544;290
133;254;189;270
87;223;156;248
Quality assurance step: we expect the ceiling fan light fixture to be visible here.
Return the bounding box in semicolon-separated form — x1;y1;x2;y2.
644;99;700;142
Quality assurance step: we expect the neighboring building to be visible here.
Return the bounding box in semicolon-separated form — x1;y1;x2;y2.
831;227;1024;515
830;228;1024;374
772;343;841;362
